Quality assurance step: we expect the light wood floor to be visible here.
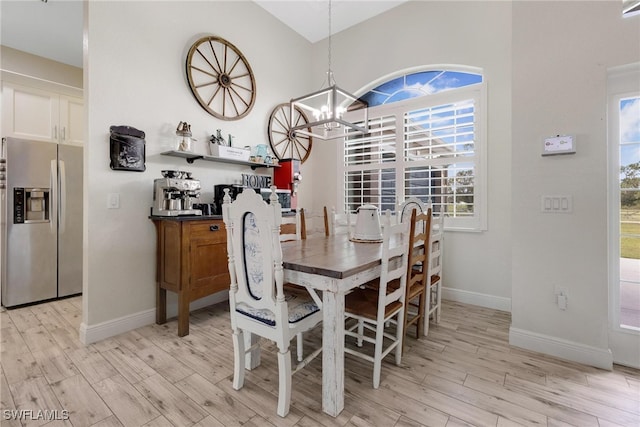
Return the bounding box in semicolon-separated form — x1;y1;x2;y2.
1;296;639;427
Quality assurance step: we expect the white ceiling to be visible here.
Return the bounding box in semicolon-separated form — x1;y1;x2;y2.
1;0;84;68
0;0;407;69
253;1;408;43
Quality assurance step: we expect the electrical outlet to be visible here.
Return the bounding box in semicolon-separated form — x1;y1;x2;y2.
107;193;120;209
554;285;568;310
557;294;567;310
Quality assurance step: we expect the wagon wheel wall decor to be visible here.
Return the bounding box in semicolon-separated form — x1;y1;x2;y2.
267;103;313;163
186;36;256;120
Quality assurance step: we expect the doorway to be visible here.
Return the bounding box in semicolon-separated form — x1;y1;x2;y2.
608;63;640;368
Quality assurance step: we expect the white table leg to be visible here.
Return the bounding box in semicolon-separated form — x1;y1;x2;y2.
244;332;261;370
322;287;344;417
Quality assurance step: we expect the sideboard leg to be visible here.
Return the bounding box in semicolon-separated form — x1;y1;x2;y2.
177;293;190;337
156;286;167;325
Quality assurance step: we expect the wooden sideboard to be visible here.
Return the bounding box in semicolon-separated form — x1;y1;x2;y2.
152;216;229;336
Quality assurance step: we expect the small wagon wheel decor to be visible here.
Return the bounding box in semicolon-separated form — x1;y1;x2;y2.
267;103;313;163
186;36;256;120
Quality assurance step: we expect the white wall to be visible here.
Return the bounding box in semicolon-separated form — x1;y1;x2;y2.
510;1;640;368
82;1;312;335
305;1;514;310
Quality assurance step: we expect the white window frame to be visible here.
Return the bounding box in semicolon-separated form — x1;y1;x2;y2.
338;82;487;232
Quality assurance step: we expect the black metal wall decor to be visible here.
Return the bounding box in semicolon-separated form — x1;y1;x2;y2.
109;125;146;172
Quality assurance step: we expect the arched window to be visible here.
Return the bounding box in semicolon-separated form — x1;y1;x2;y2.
340;68;486;231
360;70;482;107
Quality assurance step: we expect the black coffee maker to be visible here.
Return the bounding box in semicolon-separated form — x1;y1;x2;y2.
213;184;245;215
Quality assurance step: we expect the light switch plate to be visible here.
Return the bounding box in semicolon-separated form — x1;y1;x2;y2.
107;193;120;209
541;195;572;213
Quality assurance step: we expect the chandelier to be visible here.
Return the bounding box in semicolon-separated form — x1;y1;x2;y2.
289;0;369;140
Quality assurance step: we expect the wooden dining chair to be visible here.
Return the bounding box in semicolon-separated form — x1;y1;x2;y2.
403;207;432;341
343;210;410;389
299;207;329;239
425;211;444;334
222;186;323;417
365;207;432;344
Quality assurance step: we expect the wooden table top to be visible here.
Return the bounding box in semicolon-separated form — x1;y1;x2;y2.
281;234;385;280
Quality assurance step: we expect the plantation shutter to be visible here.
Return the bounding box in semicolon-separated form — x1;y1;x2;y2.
344;115;397;212
339;80;486;231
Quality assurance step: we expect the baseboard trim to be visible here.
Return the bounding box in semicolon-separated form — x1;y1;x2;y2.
79;288;508;344
442;287;511;312
80;307;155;345
80;292;228;345
509;327;613;370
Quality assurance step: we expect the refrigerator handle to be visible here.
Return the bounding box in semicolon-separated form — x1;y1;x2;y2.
59;160;66;234
50;159;57;234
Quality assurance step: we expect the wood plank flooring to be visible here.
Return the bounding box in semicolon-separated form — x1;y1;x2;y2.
1;296;639;426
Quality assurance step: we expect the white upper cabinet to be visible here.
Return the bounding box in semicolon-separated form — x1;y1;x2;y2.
59;95;84;145
2;82;83;145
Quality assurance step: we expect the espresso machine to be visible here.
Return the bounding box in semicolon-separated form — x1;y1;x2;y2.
152;170;202;216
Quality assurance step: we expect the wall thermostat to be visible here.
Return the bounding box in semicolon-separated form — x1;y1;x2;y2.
542;135;575;156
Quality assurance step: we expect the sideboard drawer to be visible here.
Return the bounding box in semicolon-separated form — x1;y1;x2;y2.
189;220;226;242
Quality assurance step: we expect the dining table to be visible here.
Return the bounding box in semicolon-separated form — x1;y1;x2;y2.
278;233;389;417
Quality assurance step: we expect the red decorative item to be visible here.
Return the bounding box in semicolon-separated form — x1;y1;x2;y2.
274;159;301;210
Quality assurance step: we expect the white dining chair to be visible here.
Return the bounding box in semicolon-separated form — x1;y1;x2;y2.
292;206;328;362
279;209;301;242
328;207;354;236
222;186;323;417
398;197;427;224
343;210;410;389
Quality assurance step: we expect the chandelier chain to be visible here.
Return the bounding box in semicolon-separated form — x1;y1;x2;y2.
288;0;368;140
327;0;335;85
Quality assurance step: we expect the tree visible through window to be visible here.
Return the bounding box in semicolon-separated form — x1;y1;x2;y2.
340;68;486;231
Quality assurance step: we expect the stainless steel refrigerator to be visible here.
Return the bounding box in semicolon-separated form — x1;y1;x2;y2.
1;137;83;307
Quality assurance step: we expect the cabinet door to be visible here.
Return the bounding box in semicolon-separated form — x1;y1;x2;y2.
59;95;84;145
188;221;230;299
2;83;59;142
157;220;182;292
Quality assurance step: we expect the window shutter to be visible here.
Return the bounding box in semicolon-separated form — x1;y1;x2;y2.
344;115;397;212
340;76;486;231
